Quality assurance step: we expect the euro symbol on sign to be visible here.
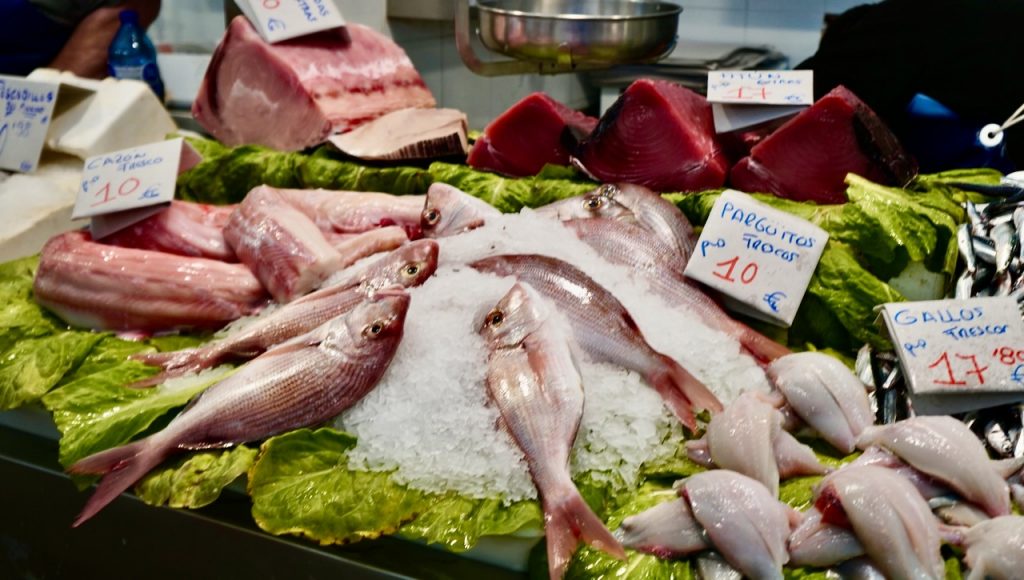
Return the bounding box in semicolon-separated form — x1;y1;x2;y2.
267;18;285;32
1011;364;1024;383
763;291;786;313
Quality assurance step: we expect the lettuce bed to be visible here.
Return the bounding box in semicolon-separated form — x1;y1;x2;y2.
0;144;997;577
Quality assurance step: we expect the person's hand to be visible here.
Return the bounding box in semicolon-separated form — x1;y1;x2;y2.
48;0;161;79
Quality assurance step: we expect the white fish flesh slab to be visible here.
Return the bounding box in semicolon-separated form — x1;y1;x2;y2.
33;230;267;332
192;17;436;151
963;516;1024;580
328;108;468;161
815;465;944;579
616;496;710;558
69;294;410;526
100;200;237;262
787;507;865;567
768;351;874;454
481;283;624;578
856;416;1011;516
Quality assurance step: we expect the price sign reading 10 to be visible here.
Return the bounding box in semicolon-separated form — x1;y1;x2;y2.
683;190;828;326
71;138;181;220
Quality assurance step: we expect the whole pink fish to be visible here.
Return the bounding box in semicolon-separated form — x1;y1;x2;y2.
70;293;410;526
562;217;790;364
100;200;238;262
34;230;268;332
481;283;625;578
536;183;696;264
472;254;722;430
420;182;500;237
131;240;438;387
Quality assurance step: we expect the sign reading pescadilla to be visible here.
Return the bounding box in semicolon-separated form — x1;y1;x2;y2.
234;0;345;43
882;297;1024;409
684;189;828;326
0;75;59;173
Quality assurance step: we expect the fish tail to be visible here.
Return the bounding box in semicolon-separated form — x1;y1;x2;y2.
544;487;625;579
738;326;791;364
127;348;216;388
68;437;171;527
647;355;723;431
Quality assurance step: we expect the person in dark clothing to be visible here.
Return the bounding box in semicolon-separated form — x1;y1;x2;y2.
799;0;1024;170
0;0;160;78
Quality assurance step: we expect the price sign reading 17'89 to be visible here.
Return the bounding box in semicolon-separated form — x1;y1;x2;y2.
882;297;1024;398
683;190;828;326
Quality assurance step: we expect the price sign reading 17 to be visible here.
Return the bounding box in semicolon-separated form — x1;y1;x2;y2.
71;138;182;220
683;190;829;326
882;297;1024;398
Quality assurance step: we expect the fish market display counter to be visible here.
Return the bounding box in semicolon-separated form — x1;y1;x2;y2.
0;410;524;579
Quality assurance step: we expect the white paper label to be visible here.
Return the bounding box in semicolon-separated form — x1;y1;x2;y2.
711;103;805;133
707;70;813;106
683;190;828;326
0;75;59;172
72;138;186;221
235;0;345;43
881;297;1024;396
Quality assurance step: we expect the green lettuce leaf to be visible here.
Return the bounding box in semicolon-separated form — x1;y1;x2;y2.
42;364;233;467
0;332;103;410
429;162;595;213
297;147;432;194
135;445;256;509
399;495;541;551
176;145;304;205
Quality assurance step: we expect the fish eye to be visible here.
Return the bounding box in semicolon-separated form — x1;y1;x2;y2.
599;184;618;197
486;309;504;327
403;264;419;276
364;321;385;337
582;196;604;211
422;208;441;226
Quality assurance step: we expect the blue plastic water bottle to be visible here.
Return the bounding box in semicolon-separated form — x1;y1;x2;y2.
107;10;165;101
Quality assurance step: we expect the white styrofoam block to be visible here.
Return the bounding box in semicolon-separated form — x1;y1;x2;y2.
0;152;86;262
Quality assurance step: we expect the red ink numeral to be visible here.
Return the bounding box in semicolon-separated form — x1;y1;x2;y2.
713;256;758;285
928;352;988;386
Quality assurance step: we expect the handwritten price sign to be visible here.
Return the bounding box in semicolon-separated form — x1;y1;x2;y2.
0;75;58;172
706;71;813;106
683;190;828;326
234;0;345;43
882;297;1024;403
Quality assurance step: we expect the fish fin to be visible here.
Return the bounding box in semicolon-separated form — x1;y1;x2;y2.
993;456;1024;479
126;372;171;389
738;327;791;364
68;437;171;527
545;488;626;579
684;438;715;468
129;350;181;368
126;348;219;388
646;355;723;431
773;430;830;478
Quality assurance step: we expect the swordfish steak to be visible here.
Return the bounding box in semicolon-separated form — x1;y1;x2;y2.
573;79;729;192
467;92;598;177
193;17;436;151
729;85;917;203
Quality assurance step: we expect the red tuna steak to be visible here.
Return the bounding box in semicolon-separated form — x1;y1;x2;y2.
193;17;436;151
573;80;729;192
467;92;598;177
729;85;917;204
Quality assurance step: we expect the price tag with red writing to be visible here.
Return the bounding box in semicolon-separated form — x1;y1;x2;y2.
72;138;199;237
707;70;813;133
683;190;828;326
881;297;1024;404
235;0;345;43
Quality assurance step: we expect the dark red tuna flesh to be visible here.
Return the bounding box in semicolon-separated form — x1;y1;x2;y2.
193;17;436;151
729;85;917;204
573;79;729;192
467;92;598;177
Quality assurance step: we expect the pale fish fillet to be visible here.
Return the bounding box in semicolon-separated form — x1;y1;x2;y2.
963;516;1024;580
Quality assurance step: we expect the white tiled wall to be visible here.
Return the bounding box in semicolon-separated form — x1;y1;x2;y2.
149;1;871;127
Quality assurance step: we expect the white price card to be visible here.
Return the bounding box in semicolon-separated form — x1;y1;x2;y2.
0;75;59;173
707;70;813;133
72;138;198;237
235;0;345;43
683;190;828;326
881;297;1024;408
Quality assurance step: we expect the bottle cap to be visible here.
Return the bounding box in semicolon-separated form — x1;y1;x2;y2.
119;9;139;24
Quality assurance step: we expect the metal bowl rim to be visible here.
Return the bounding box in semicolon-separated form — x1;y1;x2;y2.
475;0;683;21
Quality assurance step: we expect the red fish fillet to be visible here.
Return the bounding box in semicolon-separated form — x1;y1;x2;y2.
33;231;268;332
574;80;729;192
729;85;918;204
192;17;436;151
467;92;598;177
100;200;237;262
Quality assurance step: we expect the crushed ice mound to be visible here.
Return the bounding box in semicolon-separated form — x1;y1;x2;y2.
338;211;771;501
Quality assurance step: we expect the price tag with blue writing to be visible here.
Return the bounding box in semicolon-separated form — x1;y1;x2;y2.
707;70;813;133
72;138;199;237
683;190;828;326
881;297;1024;400
0;75;59;173
235;0;345;43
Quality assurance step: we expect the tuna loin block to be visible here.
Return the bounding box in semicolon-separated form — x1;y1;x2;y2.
468;92;598;177
729;85;917;204
574;80;729;192
193;17;436;151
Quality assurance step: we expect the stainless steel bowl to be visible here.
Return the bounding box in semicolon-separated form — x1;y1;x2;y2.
476;0;682;67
